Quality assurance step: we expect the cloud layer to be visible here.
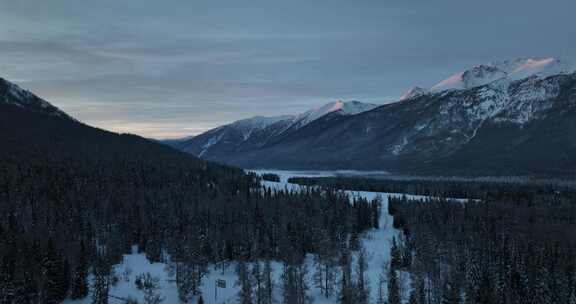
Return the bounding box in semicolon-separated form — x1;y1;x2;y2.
1;0;575;138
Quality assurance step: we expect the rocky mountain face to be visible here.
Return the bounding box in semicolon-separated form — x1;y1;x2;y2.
168;100;379;160
429;57;570;92
169;57;576;176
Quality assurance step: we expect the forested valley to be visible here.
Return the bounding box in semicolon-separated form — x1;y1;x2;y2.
0;154;379;303
2;84;576;303
0;100;383;303
286;175;576;303
287;176;576;200
387;189;576;304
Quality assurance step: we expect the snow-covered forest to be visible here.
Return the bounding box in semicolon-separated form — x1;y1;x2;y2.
2;158;576;304
60;170;436;304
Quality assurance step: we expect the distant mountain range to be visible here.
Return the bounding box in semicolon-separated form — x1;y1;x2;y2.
167;57;576;176
167;100;379;158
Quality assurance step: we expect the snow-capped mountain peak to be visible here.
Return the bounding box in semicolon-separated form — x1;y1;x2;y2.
430;57;572;93
224;100;378;137
400;86;428;100
295;100;378;126
507;57;569;81
338;100;379;115
170;100;380;157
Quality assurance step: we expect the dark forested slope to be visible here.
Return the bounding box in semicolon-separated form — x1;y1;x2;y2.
0;78;379;303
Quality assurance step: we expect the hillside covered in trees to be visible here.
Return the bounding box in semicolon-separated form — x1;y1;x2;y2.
0;80;380;303
388;190;576;304
2;78;575;304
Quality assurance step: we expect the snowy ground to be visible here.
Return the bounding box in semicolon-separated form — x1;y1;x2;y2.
67;170;460;304
250;169;390;183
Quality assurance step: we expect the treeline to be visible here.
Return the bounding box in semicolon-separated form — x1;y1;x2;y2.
260;173;281;182
288;176;576;200
233;240;375;304
387;190;576;304
0;155;380;303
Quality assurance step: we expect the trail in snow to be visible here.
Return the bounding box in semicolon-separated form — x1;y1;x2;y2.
66;170;458;304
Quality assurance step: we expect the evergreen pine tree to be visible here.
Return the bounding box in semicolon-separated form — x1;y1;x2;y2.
338;245;354;304
0;273;16;304
263;260;274;304
377;262;388;304
282;263;297;304
42;239;69;304
409;292;419;304
253;261;264;304
70;240;90;299
236;261;253;304
441;280;460;304
355;246;370;304
313;236;336;298
532;263;552;304
390;238;402;269
388;267;401;304
295;262;310;304
91;256;112;304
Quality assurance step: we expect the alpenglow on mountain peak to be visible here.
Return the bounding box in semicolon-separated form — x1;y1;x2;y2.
431;57;572;92
401;57;573;101
166;99;379;158
227;100;378;129
294;100;379;125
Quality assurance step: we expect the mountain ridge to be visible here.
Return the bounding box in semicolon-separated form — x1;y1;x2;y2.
169;65;576;176
168;100;379;159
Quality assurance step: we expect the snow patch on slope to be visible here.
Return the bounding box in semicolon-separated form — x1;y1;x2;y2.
0;77;73;119
232;115;294;130
230;115;295;141
199;132;225;157
494;76;562;125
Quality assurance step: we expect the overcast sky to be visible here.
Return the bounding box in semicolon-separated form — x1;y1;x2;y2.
1;0;575;138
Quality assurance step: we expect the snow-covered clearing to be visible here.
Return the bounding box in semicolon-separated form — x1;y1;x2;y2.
67;170;461;303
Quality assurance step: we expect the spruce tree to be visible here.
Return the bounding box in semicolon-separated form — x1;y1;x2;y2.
355;246;370;304
253;261;264;304
282;263;297;304
313;236;336;298
338;245;353;304
263;260;274;304
388;267;401;304
295;262;310;304
236;261;253;304
70;240;90;299
441;281;460;304
91;257;111;304
42;239;69;304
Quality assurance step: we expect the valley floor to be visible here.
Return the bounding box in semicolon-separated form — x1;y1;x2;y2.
66;170;463;304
